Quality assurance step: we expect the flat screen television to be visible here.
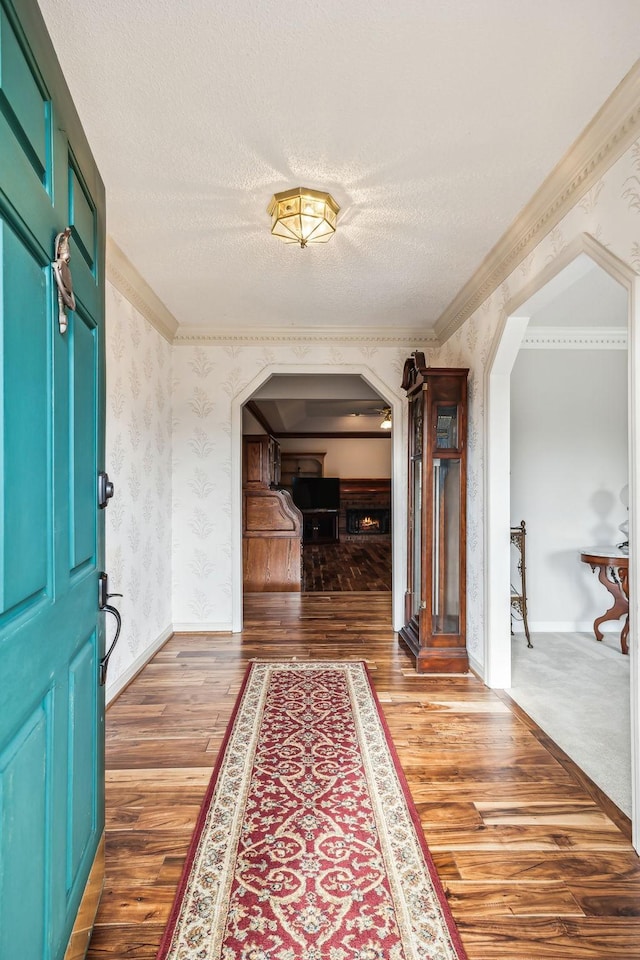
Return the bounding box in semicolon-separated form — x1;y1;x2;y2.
291;476;340;511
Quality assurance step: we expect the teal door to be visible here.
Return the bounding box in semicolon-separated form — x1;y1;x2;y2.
0;1;106;957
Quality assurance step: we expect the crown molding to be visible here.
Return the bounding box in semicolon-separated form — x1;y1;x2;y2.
521;325;627;349
173;325;437;346
106;237;178;343
435;60;640;343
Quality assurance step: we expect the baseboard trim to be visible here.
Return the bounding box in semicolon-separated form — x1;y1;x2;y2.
106;624;174;706
467;651;484;680
172;622;234;633
514;621;624;633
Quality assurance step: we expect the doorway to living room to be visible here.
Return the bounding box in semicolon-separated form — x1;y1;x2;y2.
233;366;405;629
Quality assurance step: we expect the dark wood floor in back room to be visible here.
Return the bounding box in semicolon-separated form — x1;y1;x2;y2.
87;593;640;960
302;539;392;590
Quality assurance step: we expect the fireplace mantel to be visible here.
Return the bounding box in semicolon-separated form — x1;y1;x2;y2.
340;479;391;497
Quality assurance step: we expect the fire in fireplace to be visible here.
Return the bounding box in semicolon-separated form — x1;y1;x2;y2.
347;508;390;535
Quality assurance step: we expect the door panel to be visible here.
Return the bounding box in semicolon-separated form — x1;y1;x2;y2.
67;634;99;887
0;693;51;960
70;310;97;571
0;5;51;186
68;157;96;270
66;151;98;315
0;1;106;957
0;216;49;615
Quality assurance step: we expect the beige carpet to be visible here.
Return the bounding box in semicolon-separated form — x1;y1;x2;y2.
509;630;630;815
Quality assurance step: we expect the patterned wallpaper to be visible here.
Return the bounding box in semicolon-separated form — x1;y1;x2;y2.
171;344;419;628
104;281;173;698
437;137;640;663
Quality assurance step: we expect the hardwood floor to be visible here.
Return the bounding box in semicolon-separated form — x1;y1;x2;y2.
302;539;392;590
87;593;640;959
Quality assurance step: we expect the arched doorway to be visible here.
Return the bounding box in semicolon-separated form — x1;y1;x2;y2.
484;233;640;850
231;363;407;633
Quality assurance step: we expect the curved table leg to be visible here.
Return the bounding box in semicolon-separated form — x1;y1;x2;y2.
621;618;629;656
619;566;630;656
590;562;629;651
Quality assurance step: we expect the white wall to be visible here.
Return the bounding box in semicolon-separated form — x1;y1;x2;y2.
104;282;173;701
278;436;392;479
510;348;627;631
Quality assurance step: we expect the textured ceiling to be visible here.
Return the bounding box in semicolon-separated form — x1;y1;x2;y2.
249;374;390;434
38;0;639;337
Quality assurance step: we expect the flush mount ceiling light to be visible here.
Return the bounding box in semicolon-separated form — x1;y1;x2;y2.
267;188;339;248
380;408;392;430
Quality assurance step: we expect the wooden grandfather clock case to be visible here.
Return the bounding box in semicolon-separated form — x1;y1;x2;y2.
399;354;469;673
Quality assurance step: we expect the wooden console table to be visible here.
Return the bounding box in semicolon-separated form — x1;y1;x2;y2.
580;546;629;655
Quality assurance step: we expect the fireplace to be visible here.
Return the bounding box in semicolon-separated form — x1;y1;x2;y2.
346;508;390;536
339;479;392;542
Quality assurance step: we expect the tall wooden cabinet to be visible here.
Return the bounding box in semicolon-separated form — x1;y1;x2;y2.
242;435;303;592
399;354;469;673
244;433;281;489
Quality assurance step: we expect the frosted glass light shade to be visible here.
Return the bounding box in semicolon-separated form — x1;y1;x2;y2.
267;188;339;247
380;409;392;429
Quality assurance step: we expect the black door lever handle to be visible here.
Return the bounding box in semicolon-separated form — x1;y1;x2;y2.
98;572;123;686
99;604;121;686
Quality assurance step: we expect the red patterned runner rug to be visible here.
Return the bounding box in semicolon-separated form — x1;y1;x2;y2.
157;661;467;960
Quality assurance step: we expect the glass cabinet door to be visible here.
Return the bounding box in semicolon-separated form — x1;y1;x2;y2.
411;459;422;617
409;393;424;618
432;458;460;634
435;403;459;450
